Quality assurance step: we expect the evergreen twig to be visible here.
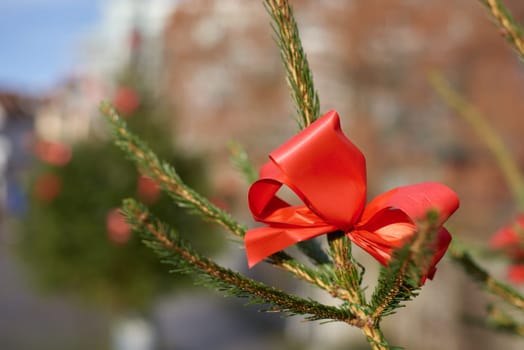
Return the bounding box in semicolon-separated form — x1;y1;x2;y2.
449;243;524;311
101;102;247;238
264;0;320;129
479;0;524;60
370;213;442;321
328;232;366;305
327;233;395;349
429;72;524;210
122;198;358;324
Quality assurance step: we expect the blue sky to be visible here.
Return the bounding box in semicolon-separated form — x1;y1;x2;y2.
0;1;100;94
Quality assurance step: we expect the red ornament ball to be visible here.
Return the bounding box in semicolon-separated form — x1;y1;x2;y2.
507;264;524;284
137;175;161;204
33;139;72;166
34;173;62;202
106;208;132;244
113;86;140;115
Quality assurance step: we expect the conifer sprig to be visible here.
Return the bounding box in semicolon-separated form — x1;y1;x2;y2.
264;0;320;129
370;214;441;321
449;243;524;311
326;233;396;350
101;102;247;238
480;0;524;60
122;198;358;323
328;232;366;305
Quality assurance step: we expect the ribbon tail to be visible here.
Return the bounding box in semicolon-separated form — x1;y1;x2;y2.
350;225;452;282
348;229;401;266
425;227;452;280
245;224;336;267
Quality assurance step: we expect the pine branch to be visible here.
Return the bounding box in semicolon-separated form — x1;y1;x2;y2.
325;233;397;350
101;102;247;238
328;232;366;305
122;198;358;323
370;245;421;321
370;213;442;321
264;0;320;129
479;0;524;60
449;242;524;311
429;72;524;210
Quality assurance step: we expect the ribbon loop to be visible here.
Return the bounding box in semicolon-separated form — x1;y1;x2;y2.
250;110;367;229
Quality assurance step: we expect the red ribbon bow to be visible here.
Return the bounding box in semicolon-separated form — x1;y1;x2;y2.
245;110;459;279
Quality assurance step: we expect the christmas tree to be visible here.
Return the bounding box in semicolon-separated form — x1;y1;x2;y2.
18;62;222;315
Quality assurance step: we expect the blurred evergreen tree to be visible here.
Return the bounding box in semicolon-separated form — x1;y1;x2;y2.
18;60;222;314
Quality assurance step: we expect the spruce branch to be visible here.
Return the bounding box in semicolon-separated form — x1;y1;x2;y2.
328;232;366;305
449;242;524;311
370;213;442;321
101;102;247;238
326;233;397;350
429;72;524;210
479;0;524;60
264;0;320;129
122;198;358;323
370;244;421;321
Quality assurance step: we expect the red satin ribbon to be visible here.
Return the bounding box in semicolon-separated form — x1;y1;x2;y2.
245;110;459;279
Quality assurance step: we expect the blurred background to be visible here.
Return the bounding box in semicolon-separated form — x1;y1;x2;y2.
1;0;524;349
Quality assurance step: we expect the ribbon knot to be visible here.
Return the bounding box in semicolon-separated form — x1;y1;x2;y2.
245;110;459;279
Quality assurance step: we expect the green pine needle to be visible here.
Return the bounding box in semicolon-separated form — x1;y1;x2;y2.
370;243;421;320
328;232;366;305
